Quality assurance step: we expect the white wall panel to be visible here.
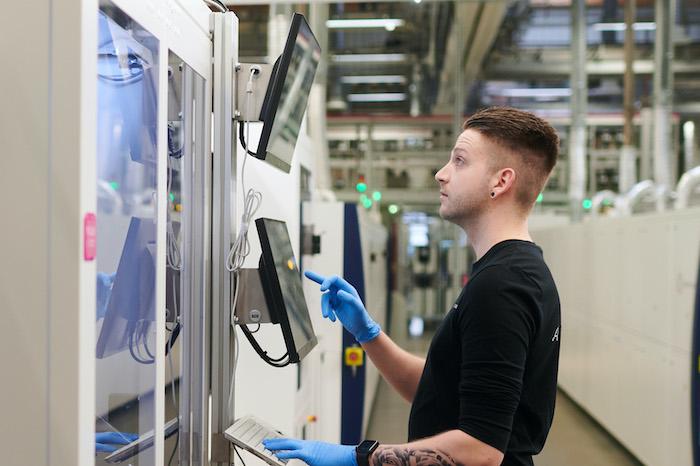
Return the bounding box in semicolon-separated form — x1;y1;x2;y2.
533;208;700;465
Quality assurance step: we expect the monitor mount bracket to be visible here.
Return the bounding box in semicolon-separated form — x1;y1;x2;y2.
234;268;273;325
234;63;274;122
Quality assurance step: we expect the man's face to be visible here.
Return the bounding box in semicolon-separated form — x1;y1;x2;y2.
434;129;495;224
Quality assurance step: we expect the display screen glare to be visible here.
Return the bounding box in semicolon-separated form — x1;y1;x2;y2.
265;17;321;171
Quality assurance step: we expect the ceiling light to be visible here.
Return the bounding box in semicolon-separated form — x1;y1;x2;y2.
593;22;656;32
341;75;407;84
498;88;571;98
331;53;407;63
414;0;422;4
347;93;407;103
326;19;405;29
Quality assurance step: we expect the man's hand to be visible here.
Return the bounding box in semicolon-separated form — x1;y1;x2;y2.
304;271;381;343
95;432;138;453
263;438;357;466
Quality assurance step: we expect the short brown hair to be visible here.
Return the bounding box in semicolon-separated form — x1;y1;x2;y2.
463;107;559;208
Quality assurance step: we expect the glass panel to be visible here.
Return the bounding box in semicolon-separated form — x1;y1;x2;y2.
95;4;159;465
165;51;209;466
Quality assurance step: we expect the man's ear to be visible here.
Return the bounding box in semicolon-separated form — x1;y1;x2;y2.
491;167;517;198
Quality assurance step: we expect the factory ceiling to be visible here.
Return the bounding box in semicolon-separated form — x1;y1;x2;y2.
229;0;700;119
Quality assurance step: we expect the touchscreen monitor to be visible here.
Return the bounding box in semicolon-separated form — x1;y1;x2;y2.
256;218;317;363
255;13;321;173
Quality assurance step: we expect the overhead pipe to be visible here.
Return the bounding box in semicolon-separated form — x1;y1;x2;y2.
569;0;588;221
674;166;700;209
652;0;676;209
617;179;657;215
620;0;638;192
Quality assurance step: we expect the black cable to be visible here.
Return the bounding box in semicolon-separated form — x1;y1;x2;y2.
202;0;229;12
141;322;156;360
165;323;181;355
128;326;154;364
249;323;261;334
168;433;179;466
240;324;290;367
238;119;261;158
233;445;248;466
213;0;229;11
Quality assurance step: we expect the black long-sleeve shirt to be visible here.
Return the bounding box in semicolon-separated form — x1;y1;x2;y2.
408;240;561;466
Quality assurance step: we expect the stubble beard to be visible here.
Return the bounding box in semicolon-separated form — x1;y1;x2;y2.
440;193;488;228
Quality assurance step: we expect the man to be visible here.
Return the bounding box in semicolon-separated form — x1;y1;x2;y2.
265;107;561;466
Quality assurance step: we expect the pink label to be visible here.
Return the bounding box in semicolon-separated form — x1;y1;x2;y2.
84;213;97;261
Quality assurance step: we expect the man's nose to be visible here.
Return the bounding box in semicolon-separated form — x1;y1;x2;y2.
435;165;447;183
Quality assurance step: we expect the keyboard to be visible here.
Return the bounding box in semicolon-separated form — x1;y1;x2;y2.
224;415;288;466
104;417;179;463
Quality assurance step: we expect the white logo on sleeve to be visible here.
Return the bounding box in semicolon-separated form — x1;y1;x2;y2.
552;327;560;342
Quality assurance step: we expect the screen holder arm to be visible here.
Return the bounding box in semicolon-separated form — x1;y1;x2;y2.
234;63;274;122
234;268;273;325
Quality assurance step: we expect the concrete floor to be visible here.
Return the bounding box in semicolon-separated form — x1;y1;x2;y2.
365;334;642;466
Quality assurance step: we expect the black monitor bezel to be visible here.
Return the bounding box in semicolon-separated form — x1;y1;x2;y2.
255;13;320;173
255;217;317;364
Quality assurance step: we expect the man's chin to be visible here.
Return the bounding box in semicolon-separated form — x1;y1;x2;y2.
438;207;456;222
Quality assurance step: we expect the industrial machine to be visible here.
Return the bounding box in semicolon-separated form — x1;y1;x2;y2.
297;201;388;446
5;2;321;465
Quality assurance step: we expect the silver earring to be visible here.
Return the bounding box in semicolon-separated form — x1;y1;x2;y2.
490;192;495;198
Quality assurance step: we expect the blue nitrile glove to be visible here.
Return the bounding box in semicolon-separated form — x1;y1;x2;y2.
96;272;116;320
95;431;138;453
263;438;358;466
304;271;381;343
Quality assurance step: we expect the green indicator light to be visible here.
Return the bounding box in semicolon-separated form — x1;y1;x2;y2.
582;199;593;210
356;182;367;193
360;195;372;209
536;193;543;203
388;204;399;214
109;181;120;191
169;193;175;202
372;191;382;202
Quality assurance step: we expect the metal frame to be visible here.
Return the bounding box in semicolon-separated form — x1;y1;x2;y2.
162;4;212;465
235;63;274;122
234;269;274;325
211;11;238;466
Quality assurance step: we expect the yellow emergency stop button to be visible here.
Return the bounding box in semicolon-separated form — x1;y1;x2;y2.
345;346;364;367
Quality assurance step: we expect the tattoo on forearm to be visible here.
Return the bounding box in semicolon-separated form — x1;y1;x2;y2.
371;446;465;466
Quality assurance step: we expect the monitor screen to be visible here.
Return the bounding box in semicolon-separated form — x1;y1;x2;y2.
256;218;317;363
96;216;156;359
256;13;321;173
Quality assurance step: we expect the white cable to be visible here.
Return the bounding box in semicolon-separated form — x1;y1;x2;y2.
225;68;262;420
225;68;262;274
227;272;242;417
